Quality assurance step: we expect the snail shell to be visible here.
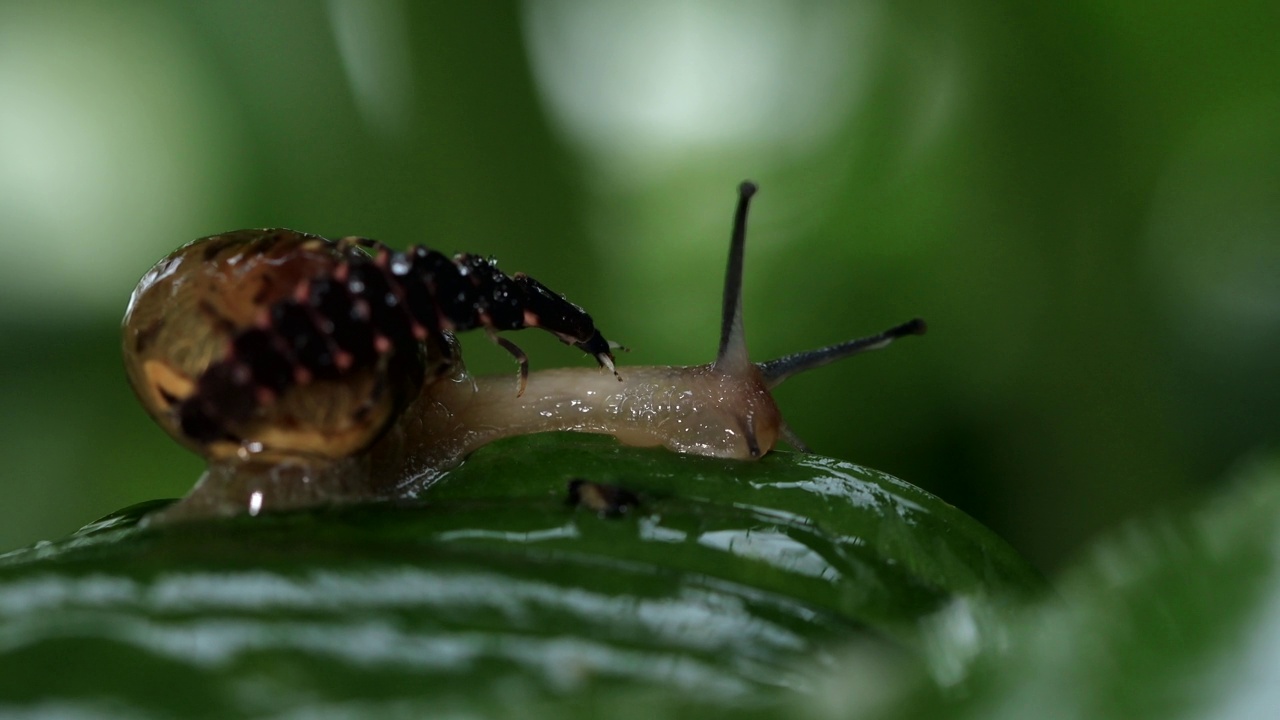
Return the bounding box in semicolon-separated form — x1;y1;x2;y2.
124;228;616;465
123;230;421;463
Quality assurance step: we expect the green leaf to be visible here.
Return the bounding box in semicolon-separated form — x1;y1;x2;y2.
808;455;1280;720
0;434;1041;717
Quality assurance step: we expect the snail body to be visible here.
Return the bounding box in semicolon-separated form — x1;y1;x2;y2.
125;183;924;522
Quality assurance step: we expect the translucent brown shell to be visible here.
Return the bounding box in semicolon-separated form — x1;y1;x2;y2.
123;230;413;462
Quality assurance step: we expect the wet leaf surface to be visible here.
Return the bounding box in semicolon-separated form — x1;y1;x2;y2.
811;457;1280;720
0;434;1041;718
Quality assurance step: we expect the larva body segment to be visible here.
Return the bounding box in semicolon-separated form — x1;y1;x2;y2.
127;183;925;522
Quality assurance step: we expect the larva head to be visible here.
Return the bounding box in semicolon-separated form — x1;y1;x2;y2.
122;229;423;462
513;273;619;376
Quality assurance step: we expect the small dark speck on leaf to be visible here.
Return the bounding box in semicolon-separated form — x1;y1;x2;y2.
566;478;641;518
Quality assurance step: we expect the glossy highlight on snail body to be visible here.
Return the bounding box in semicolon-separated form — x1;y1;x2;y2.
123;183;925;522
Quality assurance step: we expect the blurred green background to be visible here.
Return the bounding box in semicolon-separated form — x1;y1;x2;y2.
0;0;1275;571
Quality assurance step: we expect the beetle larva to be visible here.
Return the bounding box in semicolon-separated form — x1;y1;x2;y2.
125;183;924;522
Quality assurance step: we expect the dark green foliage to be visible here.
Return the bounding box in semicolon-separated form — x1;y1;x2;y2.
0;436;1041;717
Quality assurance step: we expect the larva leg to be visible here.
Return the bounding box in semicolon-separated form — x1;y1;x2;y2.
488;331;530;397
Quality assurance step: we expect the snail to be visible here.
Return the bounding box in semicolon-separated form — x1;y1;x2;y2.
123;182;925;522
